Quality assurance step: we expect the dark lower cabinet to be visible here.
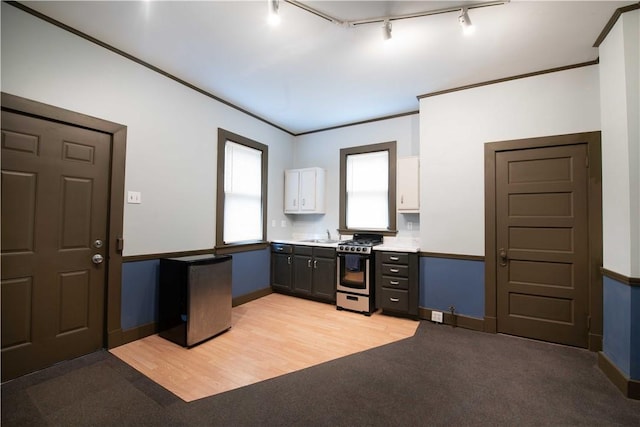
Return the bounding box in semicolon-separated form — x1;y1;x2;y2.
375;251;419;318
271;243;336;303
312;256;336;301
271;243;293;292
293;246;313;295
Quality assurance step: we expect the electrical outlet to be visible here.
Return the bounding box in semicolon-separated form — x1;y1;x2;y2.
127;191;141;204
431;311;443;323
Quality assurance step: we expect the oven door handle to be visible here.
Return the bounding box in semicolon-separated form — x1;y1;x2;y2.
337;253;369;259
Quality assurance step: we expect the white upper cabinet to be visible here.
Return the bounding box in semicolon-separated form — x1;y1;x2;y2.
397;156;419;212
284;167;325;214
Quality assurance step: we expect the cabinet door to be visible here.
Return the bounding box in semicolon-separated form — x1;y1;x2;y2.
293;255;313;295
312;256;336;302
272;253;292;290
284;170;300;212
397;157;419;211
299;169;317;212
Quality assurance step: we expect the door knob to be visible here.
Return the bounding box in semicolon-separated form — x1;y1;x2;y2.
92;254;104;265
498;248;507;267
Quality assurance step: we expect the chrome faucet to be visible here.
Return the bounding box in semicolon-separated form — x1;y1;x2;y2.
326;229;331;240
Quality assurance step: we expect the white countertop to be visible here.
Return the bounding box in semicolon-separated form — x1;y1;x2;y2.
271;238;420;252
373;244;420;253
270;239;338;248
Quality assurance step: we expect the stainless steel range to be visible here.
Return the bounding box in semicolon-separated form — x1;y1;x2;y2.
336;233;383;315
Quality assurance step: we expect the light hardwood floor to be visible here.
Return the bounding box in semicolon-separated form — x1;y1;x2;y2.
110;293;419;402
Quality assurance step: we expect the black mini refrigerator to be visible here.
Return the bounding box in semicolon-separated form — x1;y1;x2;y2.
159;254;232;347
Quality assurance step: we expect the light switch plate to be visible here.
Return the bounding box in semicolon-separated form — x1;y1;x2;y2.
127;191;142;204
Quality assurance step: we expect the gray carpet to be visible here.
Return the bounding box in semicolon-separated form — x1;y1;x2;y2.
3;321;640;426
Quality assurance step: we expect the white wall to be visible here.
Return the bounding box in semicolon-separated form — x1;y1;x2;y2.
599;9;640;277
291;114;420;241
1;4;295;256
419;65;601;256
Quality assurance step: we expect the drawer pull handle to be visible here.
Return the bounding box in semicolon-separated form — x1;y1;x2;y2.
288;256;291;265
389;256;399;261
390;297;400;302
390;268;399;273
390;280;399;285
277;247;283;251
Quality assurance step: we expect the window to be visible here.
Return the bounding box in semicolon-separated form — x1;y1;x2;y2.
339;141;397;234
216;129;268;251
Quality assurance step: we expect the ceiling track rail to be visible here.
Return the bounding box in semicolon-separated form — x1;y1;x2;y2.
284;0;510;27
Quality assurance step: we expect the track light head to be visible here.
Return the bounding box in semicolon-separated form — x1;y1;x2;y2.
267;0;281;26
458;8;475;35
382;19;392;41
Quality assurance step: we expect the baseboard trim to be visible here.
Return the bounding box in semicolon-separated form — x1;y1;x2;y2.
598;352;640;400
108;322;158;349
419;307;485;332
589;333;603;352
232;287;273;307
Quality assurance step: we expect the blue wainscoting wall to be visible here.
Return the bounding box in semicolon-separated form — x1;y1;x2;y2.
229;248;271;298
121;259;160;330
420;256;485;319
120;248;271;331
603;276;640;380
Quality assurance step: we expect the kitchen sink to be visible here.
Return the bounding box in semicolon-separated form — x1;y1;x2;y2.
300;239;339;244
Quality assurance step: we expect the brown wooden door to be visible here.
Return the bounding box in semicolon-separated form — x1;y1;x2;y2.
496;144;589;347
1;110;110;381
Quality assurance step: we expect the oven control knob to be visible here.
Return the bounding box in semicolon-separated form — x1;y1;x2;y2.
351;247;355;252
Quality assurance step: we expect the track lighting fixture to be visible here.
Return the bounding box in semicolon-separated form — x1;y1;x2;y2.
458;7;475;35
267;0;281;26
382;19;392;41
279;1;506;38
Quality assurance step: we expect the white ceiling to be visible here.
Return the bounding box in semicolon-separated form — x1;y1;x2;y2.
22;0;633;134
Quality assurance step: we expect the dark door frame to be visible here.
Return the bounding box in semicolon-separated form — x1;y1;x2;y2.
484;131;603;351
1;92;128;349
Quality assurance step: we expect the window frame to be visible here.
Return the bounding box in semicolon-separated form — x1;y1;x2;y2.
216;128;269;253
339;141;397;236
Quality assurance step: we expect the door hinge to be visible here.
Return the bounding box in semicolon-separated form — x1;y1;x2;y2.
587;315;591;331
585;156;589;168
116;237;124;253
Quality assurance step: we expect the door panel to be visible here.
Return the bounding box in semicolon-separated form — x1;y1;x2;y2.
1;111;110;381
1;170;37;252
496;144;589;347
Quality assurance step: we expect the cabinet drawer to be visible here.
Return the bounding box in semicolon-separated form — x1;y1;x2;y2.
272;244;292;254
294;245;313;256
381;264;409;277
380;252;409;265
314;247;336;258
380;276;409;290
379;288;409;312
